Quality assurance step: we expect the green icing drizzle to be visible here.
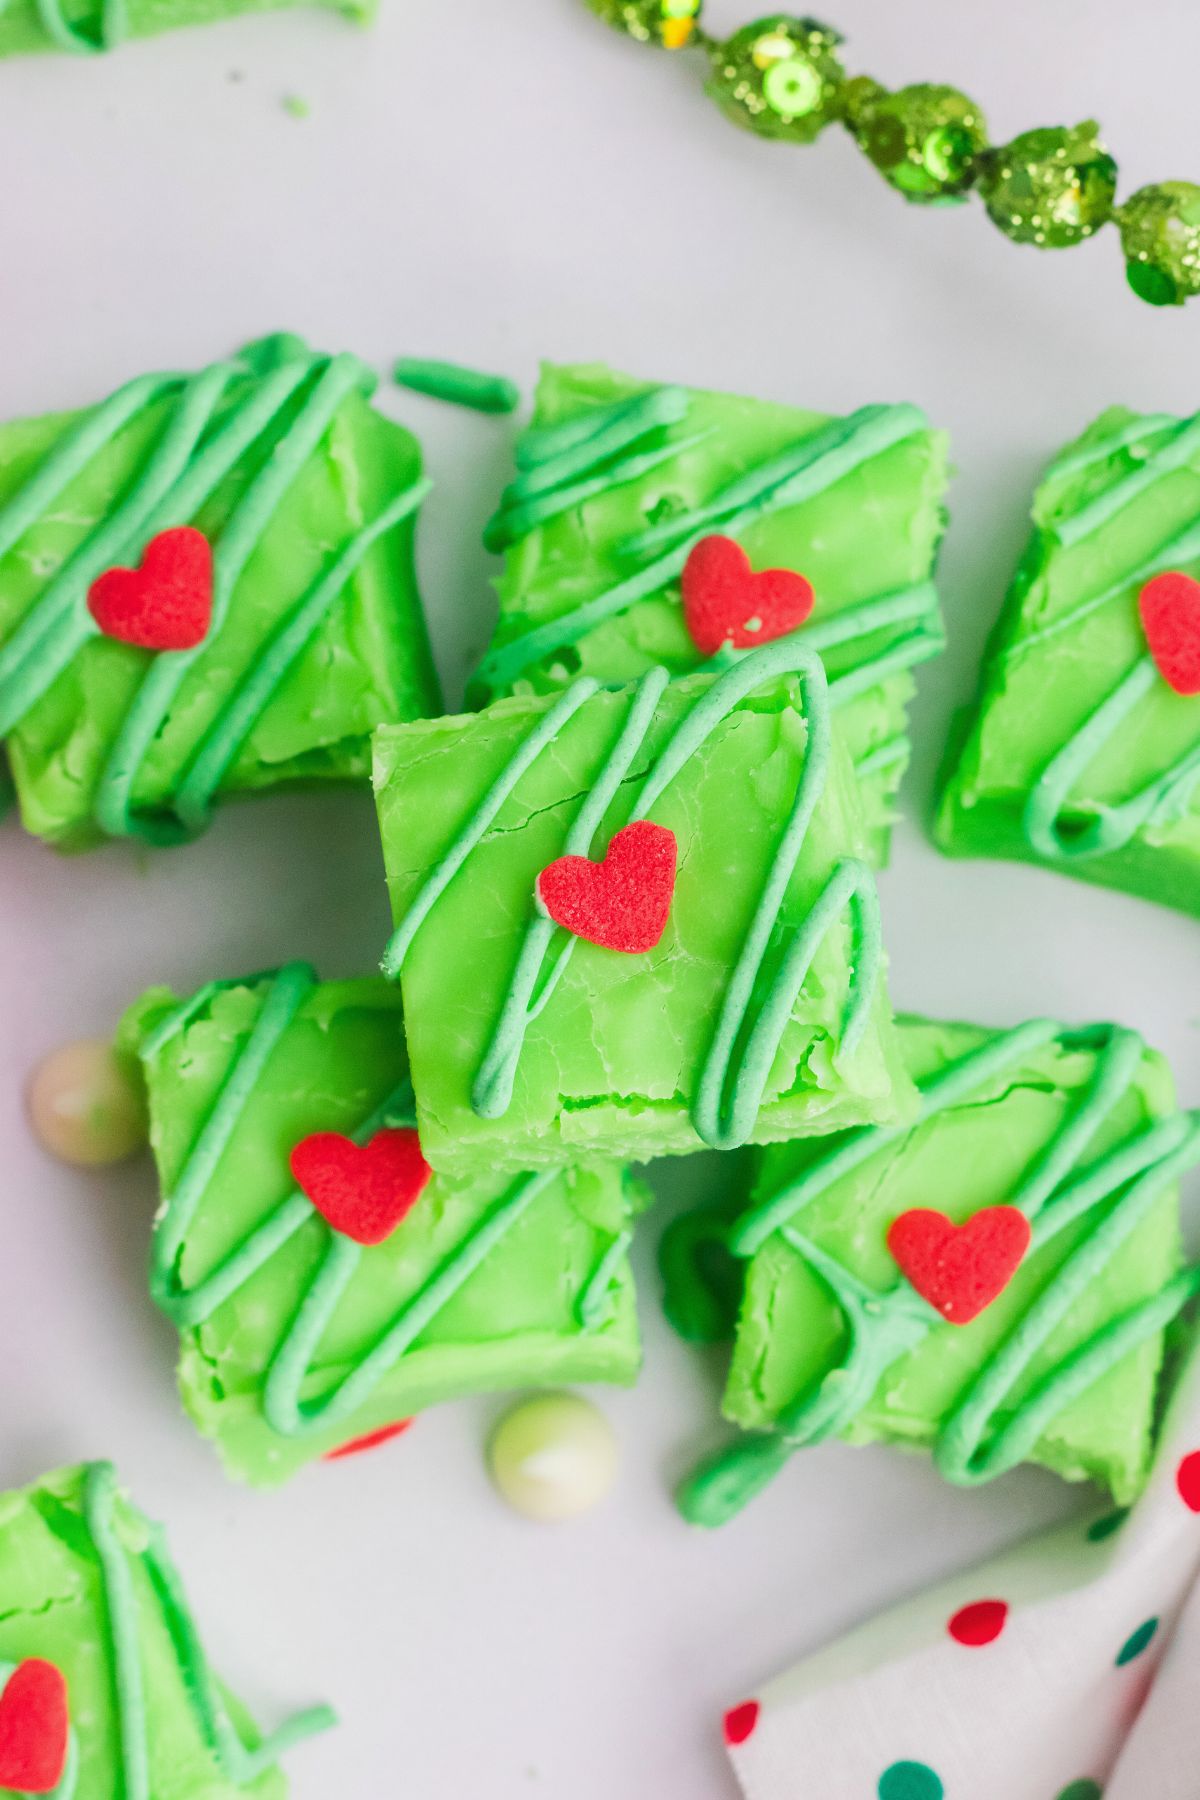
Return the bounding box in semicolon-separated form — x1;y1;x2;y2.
1001;514;1200;668
80;1462;334;1793
483;384;694;550
577;1228;634;1330
263;1167;557;1438
143;963;600;1443
34;0;125;51
0;339;426;844
1053;410;1200;546
393;357;519;416
382;637;882;1151
473;399;929;693
1046;413;1176;485
1023;654;1200;861
679;1021;1200;1525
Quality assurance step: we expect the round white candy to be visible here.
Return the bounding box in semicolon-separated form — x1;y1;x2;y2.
487;1392;618;1522
27;1038;146;1169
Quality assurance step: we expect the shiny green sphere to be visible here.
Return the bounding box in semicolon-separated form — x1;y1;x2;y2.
706;15;846;145
584;0;702;50
977;120;1117;248
1117;181;1200;306
844;80;987;204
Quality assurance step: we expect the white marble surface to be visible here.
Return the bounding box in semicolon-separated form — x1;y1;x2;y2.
0;2;1197;1794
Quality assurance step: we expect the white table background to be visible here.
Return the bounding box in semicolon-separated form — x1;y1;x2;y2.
1;2;1198;1794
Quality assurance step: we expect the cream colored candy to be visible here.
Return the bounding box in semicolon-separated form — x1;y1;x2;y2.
26;1038;146;1168
487;1392;618;1522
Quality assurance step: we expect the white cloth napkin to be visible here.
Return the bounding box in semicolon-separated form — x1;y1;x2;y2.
722;1351;1200;1800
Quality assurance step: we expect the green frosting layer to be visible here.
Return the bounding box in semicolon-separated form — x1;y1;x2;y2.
0;0;373;57
0;1461;333;1797
375;644;915;1177
121;970;643;1487
936;406;1200;917
0;336;439;850
722;1015;1192;1504
474;362;949;864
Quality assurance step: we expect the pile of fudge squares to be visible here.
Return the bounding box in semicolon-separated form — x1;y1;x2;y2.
0;335;1197;1792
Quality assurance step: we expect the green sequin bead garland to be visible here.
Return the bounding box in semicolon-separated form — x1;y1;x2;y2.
579;5;1197;305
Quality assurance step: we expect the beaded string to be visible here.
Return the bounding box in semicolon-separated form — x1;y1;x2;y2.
581;4;1200;307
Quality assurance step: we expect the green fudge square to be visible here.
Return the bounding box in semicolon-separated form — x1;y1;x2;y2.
0;334;439;850
375;640;916;1178
721;1014;1194;1504
0;0;372;57
121;966;643;1487
0;1461;332;1796
473;362;949;864
936;407;1200;917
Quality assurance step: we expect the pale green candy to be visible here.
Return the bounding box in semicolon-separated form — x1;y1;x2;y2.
27;1037;146;1168
488;1393;618;1521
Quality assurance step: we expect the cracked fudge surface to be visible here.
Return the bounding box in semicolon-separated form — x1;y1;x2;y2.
376;642;916;1179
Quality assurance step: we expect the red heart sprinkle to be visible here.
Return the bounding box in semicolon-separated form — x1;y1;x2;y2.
1138;571;1200;695
291;1129;431;1247
887;1206;1032;1326
323;1419;415;1462
681;534;815;658
1176;1450;1200;1512
0;1660;69;1794
536;820;677;954
947;1598;1009;1646
722;1700;760;1747
87;526;213;652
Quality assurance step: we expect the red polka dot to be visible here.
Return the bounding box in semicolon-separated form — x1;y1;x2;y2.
723;1700;760;1747
947;1599;1009;1646
1176;1451;1200;1512
322;1419;414;1461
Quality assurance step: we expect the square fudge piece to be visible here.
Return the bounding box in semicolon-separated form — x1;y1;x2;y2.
0;0;372;57
937;407;1200;917
0;1460;332;1795
121;966;643;1486
0;333;439;850
696;1014;1196;1518
473;361;949;864
376;639;916;1178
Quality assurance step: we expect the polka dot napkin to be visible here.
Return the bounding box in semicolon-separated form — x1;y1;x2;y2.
721;1352;1200;1800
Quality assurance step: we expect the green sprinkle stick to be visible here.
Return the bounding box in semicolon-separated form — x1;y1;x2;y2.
394;358;520;416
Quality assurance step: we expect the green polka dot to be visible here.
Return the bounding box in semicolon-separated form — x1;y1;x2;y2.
1056;1782;1103;1800
1115;1617;1158;1666
1086;1509;1128;1542
878;1763;944;1800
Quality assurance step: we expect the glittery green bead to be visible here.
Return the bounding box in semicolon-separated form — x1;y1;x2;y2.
706;15;846;145
844;79;987;204
976;121;1117;248
584;0;702;50
1116;181;1200;306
